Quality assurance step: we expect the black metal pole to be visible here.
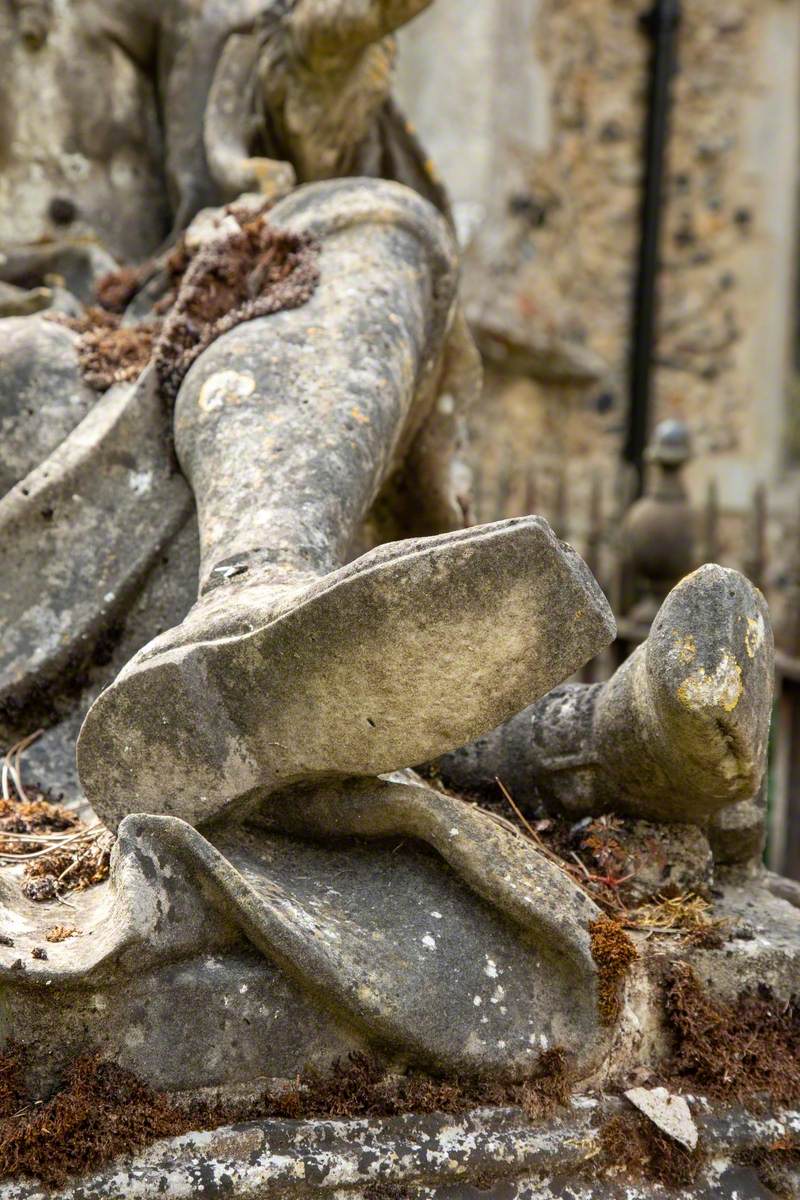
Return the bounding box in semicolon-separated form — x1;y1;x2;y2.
625;0;682;496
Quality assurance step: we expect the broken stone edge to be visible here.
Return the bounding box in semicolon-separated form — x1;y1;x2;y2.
1;1098;797;1199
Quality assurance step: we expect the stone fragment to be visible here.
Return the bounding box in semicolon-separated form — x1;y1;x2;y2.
624;1085;698;1151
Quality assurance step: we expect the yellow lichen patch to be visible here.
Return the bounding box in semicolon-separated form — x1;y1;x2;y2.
672;630;697;665
44;925;78;943
677;650;743;713
350;406;370;424
744;613;764;659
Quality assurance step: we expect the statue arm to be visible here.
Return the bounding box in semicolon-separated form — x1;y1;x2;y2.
289;0;435;67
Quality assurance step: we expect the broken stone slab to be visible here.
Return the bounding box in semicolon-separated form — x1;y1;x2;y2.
439;565;773;826
625;1085;698;1150
0;1097;795;1199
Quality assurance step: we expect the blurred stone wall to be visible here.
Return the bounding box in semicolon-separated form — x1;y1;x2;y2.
396;0;800;587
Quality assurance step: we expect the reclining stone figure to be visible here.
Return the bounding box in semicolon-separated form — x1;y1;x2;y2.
0;0;777;1092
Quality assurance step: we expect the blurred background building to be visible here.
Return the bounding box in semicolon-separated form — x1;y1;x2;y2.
396;0;800;876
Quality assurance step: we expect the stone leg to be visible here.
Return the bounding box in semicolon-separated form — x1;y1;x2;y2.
78;179;615;829
439;565;774;826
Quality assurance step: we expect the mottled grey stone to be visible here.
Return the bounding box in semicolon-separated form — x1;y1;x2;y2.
440;565;774;827
0;775;608;1090
77;181;614;830
0;368;191;744
0;1095;796;1199
709;790;767;868
0;317;96;496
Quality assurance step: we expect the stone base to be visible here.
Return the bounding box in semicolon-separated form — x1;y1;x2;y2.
2;1100;797;1199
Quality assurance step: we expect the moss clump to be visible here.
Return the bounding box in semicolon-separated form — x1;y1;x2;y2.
0;1047;571;1187
664;963;800;1105
590;916;638;1024
269;1048;571;1124
0;1054;191;1187
49;204;319;401
153;210;319;401
596;1110;703;1189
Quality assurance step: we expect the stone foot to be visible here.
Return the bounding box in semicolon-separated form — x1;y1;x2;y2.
439;564;773;825
77;516;614;829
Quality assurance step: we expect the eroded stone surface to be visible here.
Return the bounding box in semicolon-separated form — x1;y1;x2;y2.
1;1098;796;1199
439;565;774;827
0;777;609;1091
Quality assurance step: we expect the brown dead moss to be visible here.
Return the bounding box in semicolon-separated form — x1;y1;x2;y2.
0;1048;571;1186
48;307;156;392
0;775;112;902
268;1048;571;1124
48;206;318;400
0;1054;191;1187
596;1110;703;1189
95;266;144;315
589;916;638;1025
153;212;319;401
77;318;157;392
663;963;800;1105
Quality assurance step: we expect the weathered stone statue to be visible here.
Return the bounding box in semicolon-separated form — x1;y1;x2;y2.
0;4;796;1196
0;0;619;1092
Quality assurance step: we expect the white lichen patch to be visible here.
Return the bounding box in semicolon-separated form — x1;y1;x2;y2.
421;933;437;950
677;650;743;713
128;469;154;495
199;370;256;412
